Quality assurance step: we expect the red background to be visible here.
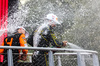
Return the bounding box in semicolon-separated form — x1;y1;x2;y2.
0;0;8;45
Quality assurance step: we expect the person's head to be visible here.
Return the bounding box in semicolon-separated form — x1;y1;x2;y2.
45;13;61;27
15;26;29;38
16;27;26;34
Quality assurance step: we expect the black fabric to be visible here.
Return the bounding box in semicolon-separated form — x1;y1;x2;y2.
27;35;33;46
27;31;34;46
37;26;63;48
32;26;63;66
3;33;22;66
32;54;48;66
4;33;21;53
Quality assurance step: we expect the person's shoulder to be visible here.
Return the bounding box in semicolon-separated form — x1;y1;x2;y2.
17;33;26;40
20;33;25;37
16;33;22;35
14;33;24;37
42;26;50;31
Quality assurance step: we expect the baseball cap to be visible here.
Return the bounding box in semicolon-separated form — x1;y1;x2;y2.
46;13;61;24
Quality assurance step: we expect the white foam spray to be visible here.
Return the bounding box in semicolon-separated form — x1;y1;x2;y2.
67;42;83;49
0;29;7;36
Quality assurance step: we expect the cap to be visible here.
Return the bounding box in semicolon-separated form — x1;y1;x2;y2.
46;13;61;24
16;26;29;38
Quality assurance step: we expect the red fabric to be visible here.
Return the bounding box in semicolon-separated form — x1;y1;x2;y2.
0;0;8;45
0;54;4;62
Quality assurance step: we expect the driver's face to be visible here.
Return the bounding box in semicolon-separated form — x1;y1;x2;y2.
51;23;56;27
18;28;25;34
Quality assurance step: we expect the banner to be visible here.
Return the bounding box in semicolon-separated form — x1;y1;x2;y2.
0;0;8;45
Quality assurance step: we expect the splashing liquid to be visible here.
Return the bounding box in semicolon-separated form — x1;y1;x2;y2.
0;30;5;36
67;42;83;49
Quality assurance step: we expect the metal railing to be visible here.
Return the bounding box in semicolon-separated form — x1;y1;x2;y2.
0;46;99;66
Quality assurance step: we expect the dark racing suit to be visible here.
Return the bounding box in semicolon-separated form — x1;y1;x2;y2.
30;25;64;66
